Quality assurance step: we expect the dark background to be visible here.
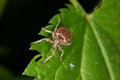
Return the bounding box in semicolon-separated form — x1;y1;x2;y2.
0;0;99;77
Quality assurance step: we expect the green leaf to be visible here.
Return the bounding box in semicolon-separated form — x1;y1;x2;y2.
23;0;120;80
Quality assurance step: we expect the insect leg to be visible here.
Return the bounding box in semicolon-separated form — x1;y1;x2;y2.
42;27;53;34
31;38;53;44
65;42;72;46
44;55;53;63
54;17;60;33
44;47;57;63
58;46;64;61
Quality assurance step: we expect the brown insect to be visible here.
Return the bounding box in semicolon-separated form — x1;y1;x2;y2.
33;17;72;63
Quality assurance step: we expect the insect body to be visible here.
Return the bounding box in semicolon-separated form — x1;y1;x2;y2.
54;27;72;45
33;17;72;63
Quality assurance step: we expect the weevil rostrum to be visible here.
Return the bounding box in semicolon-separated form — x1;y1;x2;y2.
33;17;72;63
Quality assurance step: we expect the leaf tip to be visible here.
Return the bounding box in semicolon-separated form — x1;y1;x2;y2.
70;0;80;8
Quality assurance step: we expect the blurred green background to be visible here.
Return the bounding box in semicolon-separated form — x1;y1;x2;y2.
0;0;99;79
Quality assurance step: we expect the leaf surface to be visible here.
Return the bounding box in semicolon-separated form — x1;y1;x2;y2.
23;0;120;80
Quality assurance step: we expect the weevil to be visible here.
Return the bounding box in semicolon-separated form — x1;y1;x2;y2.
33;17;72;63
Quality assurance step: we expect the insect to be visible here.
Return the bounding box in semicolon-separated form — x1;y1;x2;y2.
33;17;72;63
